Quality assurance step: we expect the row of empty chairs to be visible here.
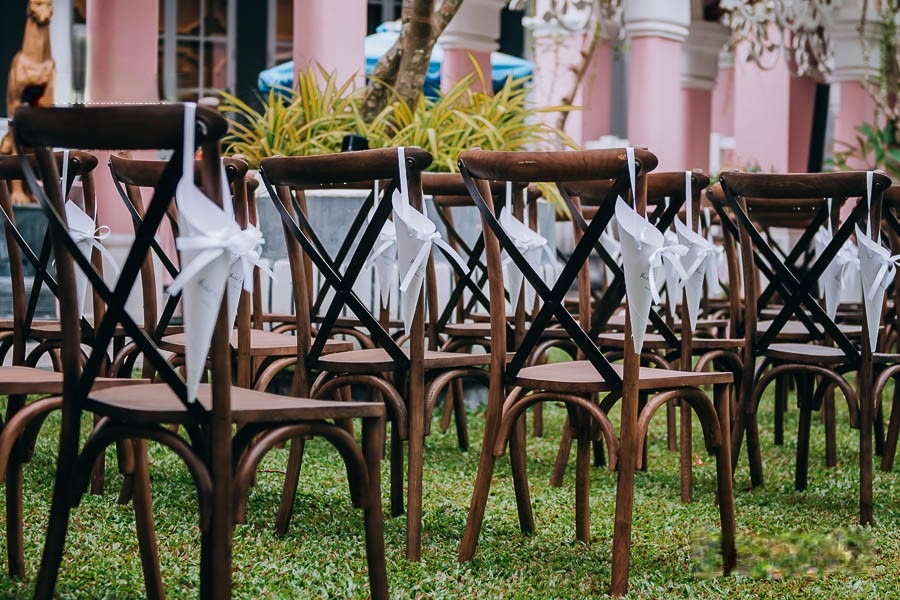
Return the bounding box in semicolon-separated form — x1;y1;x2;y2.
0;101;894;598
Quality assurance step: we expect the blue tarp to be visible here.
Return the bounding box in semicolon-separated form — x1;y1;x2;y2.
258;26;534;97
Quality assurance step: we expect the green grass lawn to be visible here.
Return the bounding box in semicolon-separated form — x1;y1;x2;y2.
0;386;898;598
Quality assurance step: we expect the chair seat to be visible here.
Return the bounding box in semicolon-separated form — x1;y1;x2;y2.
604;313;728;332
160;330;353;356
316;348;491;374
764;343;851;365
757;320;863;342
514;360;732;393
443;323;492;338
596;332;744;351
0;318;60;330
0;366;148;395
87;382;384;425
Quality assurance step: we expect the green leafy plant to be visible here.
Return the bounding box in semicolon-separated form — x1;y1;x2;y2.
218;63;575;171
832;121;900;179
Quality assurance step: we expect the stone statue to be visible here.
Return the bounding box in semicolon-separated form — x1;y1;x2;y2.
1;0;56;204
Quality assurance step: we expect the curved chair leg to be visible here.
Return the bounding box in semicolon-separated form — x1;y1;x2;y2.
680;401;693;503
509;414;534;535
274;437;305;536
713;383;737;573
131;439;164;599
451;378;469;450
574;412;591;543
361;416;388;600
823;384;838;468
795;374;814;491
774;374;788;446
6;441;24;579
550;416;572;487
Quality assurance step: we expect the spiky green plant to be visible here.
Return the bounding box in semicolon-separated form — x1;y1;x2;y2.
218;63;575;171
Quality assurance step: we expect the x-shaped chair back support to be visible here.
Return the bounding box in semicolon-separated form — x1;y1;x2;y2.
459;148;658;387
423;172;521;335
560;171;709;346
717;171;893;365
0;152;100;339
14;104;228;419
259;148;434;368
108;154;248;341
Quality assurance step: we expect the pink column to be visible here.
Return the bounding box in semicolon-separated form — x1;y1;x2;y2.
624;0;691;170
441;49;491;93
293;0;366;86
681;88;712;170
85;0;159;233
680;19;730;171
439;0;506;94
627;37;686;170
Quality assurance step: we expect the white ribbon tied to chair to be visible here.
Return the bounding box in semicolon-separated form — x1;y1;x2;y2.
500;183;555;313
392;147;468;333
856;225;898;353
615;148;688;353
60;150;120;318
814;222;859;322
674;217;720;331
364;182;398;307
167;102;271;403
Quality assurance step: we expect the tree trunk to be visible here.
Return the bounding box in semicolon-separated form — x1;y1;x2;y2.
361;0;464;122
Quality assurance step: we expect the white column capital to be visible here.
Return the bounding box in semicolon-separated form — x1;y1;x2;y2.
828;1;883;83
681;20;732;90
439;0;507;53
624;0;691;43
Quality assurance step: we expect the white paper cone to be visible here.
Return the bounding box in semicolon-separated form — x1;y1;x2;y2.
393;187;432;332
616;197;666;353
368;220;397;306
663;230;681;316
857;226;894;352
814;227;842;321
64;200;112;318
675;219;710;331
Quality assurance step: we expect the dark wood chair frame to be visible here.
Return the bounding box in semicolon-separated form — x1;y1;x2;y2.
456;148;735;596
11;104;388;599
715;170;891;525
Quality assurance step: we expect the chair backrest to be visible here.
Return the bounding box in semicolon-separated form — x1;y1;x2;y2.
14;103;228;420
0;151;100;361
458;147;658;389
260;148;432;390
717;170;893;363
561;171;710;348
108;154;251;339
422;172;522;342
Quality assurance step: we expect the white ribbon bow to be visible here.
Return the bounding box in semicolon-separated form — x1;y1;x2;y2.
500;182;555;312
392;147;468;332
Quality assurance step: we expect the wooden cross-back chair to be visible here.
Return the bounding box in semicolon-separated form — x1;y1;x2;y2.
11;103;388;599
456;148;735;596
0;152;151;580
108;154;352;390
714;170;892;526
260;149;492;562
552;171;744;503
0;151;108;369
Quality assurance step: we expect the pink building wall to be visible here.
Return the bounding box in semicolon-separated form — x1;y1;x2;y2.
293;0;367;85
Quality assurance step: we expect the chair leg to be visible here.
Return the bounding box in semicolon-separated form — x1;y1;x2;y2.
823;386;837;468
610;357;640;597
132;440;164;600
574;434;591;544
406;403;425;561
439;388;455;433
458;432;499;563
6;445;24;579
532;403;544;438
667;399;677;452
550;416;572;487
361;417;389;600
451;378;469;451
509;415;534;535
774;374;788;446
874;395;885;457
859;366;875;526
713;383;737;573
274;437;305;536
795;375;813;491
680;401;693;504
881;381;900;471
390;424;404;517
90;414;105;496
